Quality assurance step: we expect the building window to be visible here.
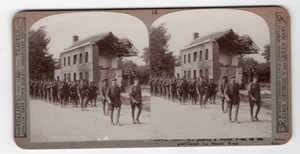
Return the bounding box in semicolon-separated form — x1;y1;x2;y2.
79;53;82;64
73;54;77;65
73;73;76;81
187;70;191;79
184;70;186;77
67;73;71;81
199;50;202;61
184;55;186;64
199;69;203;77
57;76;60;81
79;72;83;79
177;73;180;78
205;49;209;60
64;73;66;80
193;70;196;78
188;54;190;63
85;52;88;63
194;51;197;62
63;57;66;67
68;56;70;66
205;69;209;78
85;72;89;80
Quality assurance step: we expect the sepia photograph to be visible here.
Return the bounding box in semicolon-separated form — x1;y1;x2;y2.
149;9;272;139
28;12;151;142
13;7;291;149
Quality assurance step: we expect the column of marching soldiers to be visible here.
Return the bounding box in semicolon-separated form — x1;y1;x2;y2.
29;78;144;126
150;75;262;124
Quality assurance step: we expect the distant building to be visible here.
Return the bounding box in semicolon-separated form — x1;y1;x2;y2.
174;29;259;83
54;32;138;92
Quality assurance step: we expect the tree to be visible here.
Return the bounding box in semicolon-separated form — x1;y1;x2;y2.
262;44;270;63
29;27;55;80
143;23;176;77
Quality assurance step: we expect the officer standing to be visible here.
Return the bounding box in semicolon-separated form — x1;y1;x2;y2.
129;78;143;124
106;78;122;126
101;79;109;116
219;76;229;113
224;76;241;123
196;76;207;108
77;79;89;111
248;75;261;122
88;81;98;107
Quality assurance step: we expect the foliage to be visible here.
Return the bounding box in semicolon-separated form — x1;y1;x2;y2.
143;23;176;77
117;60;150;85
238;56;270;83
262;44;270;63
29;27;55;80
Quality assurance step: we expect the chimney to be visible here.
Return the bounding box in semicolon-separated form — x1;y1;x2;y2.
73;35;79;43
193;32;199;40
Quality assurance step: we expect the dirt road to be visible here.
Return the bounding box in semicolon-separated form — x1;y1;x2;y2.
151;96;272;139
30;93;150;142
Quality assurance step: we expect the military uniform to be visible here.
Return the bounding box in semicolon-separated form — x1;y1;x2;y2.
196;78;208;108
248;76;261;121
129;81;142;124
224;76;240;123
106;79;122;125
77;81;89;111
207;80;217;104
219;77;228;113
88;83;98;107
101;81;109;115
189;80;197;105
58;81;69;108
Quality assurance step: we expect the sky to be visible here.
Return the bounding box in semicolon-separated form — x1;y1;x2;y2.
31;12;149;65
152;9;270;62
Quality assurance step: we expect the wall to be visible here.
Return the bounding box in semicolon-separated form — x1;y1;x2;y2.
180;41;213;79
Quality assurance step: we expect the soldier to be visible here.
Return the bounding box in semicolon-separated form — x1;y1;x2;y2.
129;78;143;124
58;80;68;108
164;77;171;100
248;75;261;122
88;82;98;107
69;81;78;107
51;80;58;105
38;80;44;100
101;79;109;116
45;80;52;102
169;76;177;102
189;78;197;105
177;77;188;105
208;79;217;104
219;76;229;113
224;76;241;123
106;78;122;126
196;76;207;108
77;79;89;111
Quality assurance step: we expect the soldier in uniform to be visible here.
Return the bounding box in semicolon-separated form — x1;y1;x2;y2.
101;79;109;116
69;81;78;107
88;81;98;107
129;78;143;124
189;78;197;105
170;76;177;102
208;79;217;104
45;80;52;102
224;76;241;123
219;76;229;113
106;78;122;126
177;77;188;105
50;80;58;105
77;79;89;111
248;75;261;122
58;80;68;108
196;76;207;108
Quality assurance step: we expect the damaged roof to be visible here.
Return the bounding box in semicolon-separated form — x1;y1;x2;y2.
182;29;260;54
61;32;138;57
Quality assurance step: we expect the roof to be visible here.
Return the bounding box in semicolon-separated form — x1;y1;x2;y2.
67;32;111;51
182;29;259;54
183;29;232;50
61;32;138;56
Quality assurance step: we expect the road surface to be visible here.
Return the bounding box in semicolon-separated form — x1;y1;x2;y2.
151;96;272;139
30;93;150;142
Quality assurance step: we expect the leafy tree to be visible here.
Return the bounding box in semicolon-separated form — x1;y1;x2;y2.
262;44;270;63
143;23;176;77
29;27;55;80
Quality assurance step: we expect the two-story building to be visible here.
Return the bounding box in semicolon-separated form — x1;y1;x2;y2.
54;31;138;91
174;29;259;83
